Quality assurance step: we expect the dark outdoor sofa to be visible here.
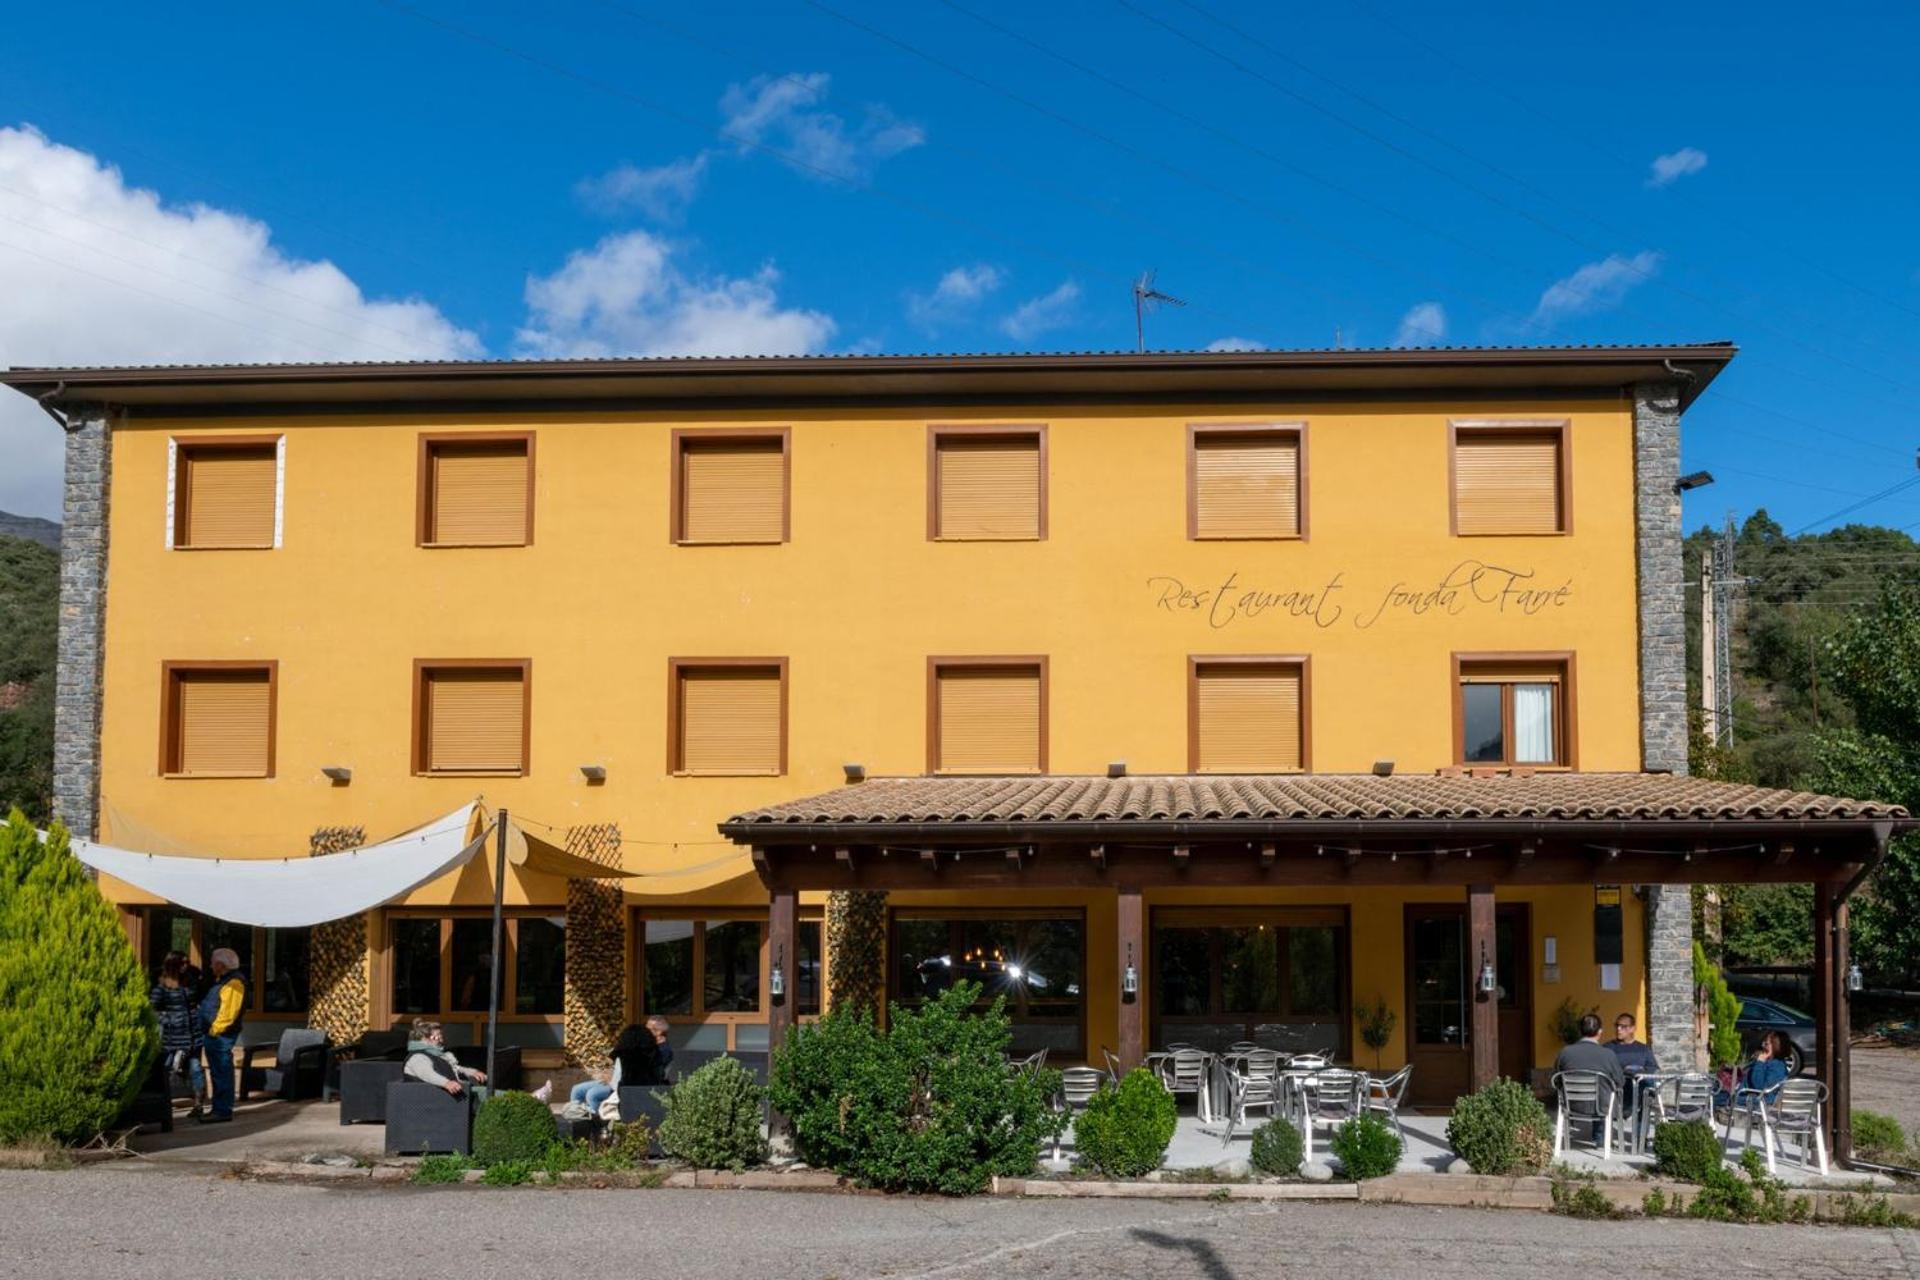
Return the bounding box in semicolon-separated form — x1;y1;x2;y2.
243;1029;331;1102
335;1028;411;1124
383;1081;474;1156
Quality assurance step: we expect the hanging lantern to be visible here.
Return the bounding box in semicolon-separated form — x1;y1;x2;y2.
1848;963;1864;994
1477;942;1497;996
1122;942;1139;997
769;945;786;1000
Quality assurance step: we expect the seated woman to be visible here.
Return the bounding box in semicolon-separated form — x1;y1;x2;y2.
404;1019;487;1098
569;1023;660;1114
1717;1029;1792;1110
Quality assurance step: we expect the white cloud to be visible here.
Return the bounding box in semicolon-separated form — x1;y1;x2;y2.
1001;281;1080;343
719;73;924;183
577;153;710;222
1393;302;1447;347
1648;147;1708;188
1529;251;1663;328
1205;336;1265;352
514;229;834;359
906;263;1003;330
0;125;477;520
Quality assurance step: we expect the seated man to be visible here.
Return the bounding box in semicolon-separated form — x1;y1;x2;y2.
1605;1012;1659;1119
646;1015;674;1082
1553;1012;1626;1120
403;1019;487;1099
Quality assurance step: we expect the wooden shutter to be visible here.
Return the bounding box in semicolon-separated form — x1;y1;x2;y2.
1454;431;1563;534
935;435;1041;539
937;666;1041;772
429;441;529;545
174;670;271;775
1193;433;1299;538
180;445;277;548
424;668;525;771
678;667;783;773
1194;664;1301;772
679;439;785;543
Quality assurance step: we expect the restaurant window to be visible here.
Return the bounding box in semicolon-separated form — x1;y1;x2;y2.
670;660;786;776
638;914;824;1038
929;427;1044;540
1452;422;1568;536
161;663;276;778
414;662;529;775
386;913;566;1039
890;912;1084;1056
1456;656;1571;768
418;433;533;547
930;659;1045;774
171;438;279;549
674;431;788;544
1151;908;1347;1055
1190;658;1307;773
139;909;310;1016
1189;425;1303;539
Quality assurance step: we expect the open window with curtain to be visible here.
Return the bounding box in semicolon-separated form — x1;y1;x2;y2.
1455;655;1573;767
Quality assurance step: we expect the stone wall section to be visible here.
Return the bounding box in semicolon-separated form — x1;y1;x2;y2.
564;823;626;1067
53;409;112;838
306;825;372;1046
825;890;888;1017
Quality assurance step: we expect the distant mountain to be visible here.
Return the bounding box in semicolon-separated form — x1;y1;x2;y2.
0;512;58;549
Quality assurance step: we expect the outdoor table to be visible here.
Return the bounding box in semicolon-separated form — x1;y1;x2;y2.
1628;1071;1682;1154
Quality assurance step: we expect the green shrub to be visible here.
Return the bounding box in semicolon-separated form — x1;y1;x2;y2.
768;984;1063;1194
1073;1069;1177;1178
411;1153;472;1184
1329;1114;1402;1180
657;1056;767;1172
1549;998;1586;1046
1685;1149;1809;1224
480;1159;533;1187
1550;1167;1621;1219
1248;1118;1304;1177
1851;1110;1907;1164
1694;943;1744;1068
471;1090;557;1166
0;813;158;1143
1446;1078;1552;1175
1650;1118;1722;1183
1829;1191;1918;1228
1642;1188;1668;1217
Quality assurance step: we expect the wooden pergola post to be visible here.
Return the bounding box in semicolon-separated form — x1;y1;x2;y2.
1117;884;1144;1073
1833;896;1854;1164
768;882;797;1138
1468;882;1498;1093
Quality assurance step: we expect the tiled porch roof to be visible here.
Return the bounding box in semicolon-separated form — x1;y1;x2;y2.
724;772;1908;830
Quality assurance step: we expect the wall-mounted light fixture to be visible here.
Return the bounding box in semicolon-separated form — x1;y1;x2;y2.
580;764;607;783
1477;942;1498;996
321;766;352;784
769;944;786;1000
1848;962;1865;994
1122;942;1139;997
1675;470;1716;494
1107;760;1127;778
843;763;866;783
1372;759;1394;777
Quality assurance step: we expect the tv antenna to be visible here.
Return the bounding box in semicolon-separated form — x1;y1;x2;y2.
1132;271;1186;352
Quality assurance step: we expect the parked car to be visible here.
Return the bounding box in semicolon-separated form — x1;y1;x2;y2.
1734;996;1818;1076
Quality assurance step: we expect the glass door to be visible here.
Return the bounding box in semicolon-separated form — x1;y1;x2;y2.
1405;906;1469;1104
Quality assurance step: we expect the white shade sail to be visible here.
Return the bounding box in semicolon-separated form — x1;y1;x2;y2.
65;804;487;928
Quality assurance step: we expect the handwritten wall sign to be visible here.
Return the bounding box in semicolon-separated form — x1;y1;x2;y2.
1147;560;1574;631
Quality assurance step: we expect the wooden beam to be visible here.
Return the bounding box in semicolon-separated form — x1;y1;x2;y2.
1089;844;1107;872
1343;849;1362;875
1772;843;1796;866
1833;898;1855;1164
1468;883;1498;1093
1171;844;1191;869
1514;841;1536;870
1258;842;1276;868
1006;846;1027;869
835;847;855;871
1813;882;1837;1161
1117;885;1145;1074
919;849;941;873
1429;849;1450;878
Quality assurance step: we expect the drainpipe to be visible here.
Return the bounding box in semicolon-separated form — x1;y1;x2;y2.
35;381;75;431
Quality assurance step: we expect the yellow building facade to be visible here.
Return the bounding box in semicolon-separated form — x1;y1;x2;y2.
10;347;1759;1103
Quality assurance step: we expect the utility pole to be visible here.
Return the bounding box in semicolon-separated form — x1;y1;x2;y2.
1700;552;1718;743
1712;516;1737;747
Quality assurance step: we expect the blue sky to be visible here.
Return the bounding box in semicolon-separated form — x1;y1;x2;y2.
0;1;1916;530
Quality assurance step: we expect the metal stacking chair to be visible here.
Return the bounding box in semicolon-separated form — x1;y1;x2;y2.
1745;1077;1828;1176
1054;1066;1107;1160
1240;1048;1282;1085
1298;1069;1362;1164
1361;1065;1413;1143
1225;1041;1260;1056
1161;1048;1209;1112
1215;1063;1281;1146
1552;1070;1620;1160
1022;1048;1050;1077
1640;1072;1714;1152
1099;1045;1123;1084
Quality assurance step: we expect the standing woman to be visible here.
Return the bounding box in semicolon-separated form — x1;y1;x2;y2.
149;952;204;1120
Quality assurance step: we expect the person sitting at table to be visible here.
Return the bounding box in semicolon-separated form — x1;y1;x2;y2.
1607;1012;1659;1076
1552;1012;1626;1114
404;1018;487;1098
566;1022;663;1115
1720;1030;1791;1108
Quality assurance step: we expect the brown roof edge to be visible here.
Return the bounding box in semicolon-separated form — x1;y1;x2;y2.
0;343;1738;413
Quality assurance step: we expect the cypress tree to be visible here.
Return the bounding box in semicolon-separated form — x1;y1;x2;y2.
0;811;157;1142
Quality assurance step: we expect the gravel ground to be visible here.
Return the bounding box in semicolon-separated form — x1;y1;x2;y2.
4;1167;1915;1280
1854;1046;1920;1154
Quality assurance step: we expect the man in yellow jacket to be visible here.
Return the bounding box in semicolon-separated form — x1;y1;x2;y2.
196;949;247;1123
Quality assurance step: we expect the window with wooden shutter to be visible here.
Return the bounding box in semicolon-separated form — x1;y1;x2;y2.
931;429;1044;540
417;664;528;773
672;662;786;775
421;435;533;546
932;661;1045;773
1452;425;1567;535
675;433;788;544
163;664;275;776
175;441;278;549
1455;655;1573;767
1190;428;1303;539
1191;661;1306;772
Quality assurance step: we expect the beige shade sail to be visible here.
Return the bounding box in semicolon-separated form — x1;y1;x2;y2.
680;439;784;542
505;823;636;878
936;436;1041;539
429;441;529;544
1454;431;1562;534
180;445;276;548
1193;433;1299;538
1194;664;1302;772
175;670;271;775
938;665;1042;772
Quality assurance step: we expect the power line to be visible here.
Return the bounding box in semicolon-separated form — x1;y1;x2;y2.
1788;474;1920;537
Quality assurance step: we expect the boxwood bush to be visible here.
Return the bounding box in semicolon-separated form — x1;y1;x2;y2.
1330;1114;1402;1180
1651;1118;1724;1183
768;982;1062;1194
1073;1069;1177;1178
1249;1117;1305;1177
657;1056;768;1172
472;1090;557;1165
1446;1078;1553;1175
1852;1110;1907;1165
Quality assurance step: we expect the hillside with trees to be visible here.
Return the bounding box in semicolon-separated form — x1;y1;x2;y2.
0;534;58;822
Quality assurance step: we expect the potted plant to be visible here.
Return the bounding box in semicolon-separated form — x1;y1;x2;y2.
1356;996;1396;1071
